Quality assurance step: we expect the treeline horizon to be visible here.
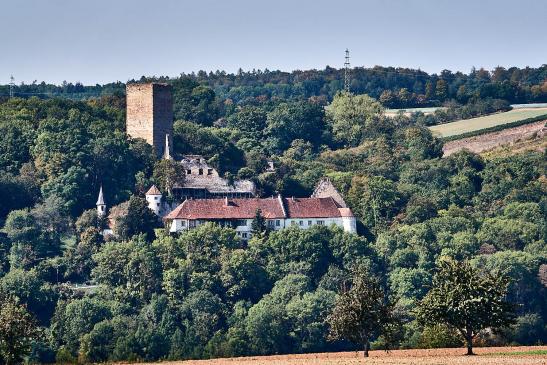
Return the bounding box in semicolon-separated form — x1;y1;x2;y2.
1;64;546;108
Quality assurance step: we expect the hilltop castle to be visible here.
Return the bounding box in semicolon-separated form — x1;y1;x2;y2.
126;82;257;204
97;83;356;236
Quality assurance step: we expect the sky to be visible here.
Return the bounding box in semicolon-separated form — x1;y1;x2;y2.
2;0;546;85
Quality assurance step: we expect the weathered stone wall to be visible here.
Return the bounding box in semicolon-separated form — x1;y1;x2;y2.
126;83;173;156
126;83;154;145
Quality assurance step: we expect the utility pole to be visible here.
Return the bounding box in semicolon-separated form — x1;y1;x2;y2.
9;75;15;98
344;49;351;93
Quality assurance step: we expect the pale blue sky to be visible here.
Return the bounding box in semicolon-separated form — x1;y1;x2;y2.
2;0;546;85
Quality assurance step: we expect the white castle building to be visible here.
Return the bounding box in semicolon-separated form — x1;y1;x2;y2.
163;194;357;239
97;178;357;238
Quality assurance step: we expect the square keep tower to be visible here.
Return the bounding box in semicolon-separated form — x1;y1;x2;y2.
126;83;173;157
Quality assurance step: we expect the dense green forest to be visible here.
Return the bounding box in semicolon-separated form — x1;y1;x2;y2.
0;66;545;363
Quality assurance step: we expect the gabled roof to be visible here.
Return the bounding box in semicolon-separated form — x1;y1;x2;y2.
146;185;162;195
164;196;352;220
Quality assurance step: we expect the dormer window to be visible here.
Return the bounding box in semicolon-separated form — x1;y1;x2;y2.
199;168;203;175
207;169;213;175
186;169;191;174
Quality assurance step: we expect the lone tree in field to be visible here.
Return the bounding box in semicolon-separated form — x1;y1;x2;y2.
416;258;514;355
0;296;40;365
327;273;398;357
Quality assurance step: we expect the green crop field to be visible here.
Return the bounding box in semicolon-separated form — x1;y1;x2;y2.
429;108;547;138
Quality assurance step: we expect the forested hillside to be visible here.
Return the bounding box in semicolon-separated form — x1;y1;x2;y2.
0;70;545;363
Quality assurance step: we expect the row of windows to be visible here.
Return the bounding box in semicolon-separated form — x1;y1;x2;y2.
268;219;325;227
224;219;328;228
178;220;197;228
186;168;214;176
179;219;326;229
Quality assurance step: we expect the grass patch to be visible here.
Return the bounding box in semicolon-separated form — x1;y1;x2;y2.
429;109;547;139
435;113;547;141
484;349;547;356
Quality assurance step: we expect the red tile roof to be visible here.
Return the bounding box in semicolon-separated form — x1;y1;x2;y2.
165;197;285;220
146;185;162;195
164;196;352;220
284;197;343;218
338;208;354;218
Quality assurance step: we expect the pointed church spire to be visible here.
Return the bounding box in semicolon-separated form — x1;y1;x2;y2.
96;186;106;217
96;186;105;205
163;133;172;160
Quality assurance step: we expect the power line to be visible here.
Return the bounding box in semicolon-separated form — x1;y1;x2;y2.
344;49;351;92
9;75;15;98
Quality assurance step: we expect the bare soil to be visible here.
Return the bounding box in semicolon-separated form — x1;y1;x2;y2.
128;346;547;365
442;120;547;157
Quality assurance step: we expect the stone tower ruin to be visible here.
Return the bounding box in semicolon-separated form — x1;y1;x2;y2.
126;83;173;157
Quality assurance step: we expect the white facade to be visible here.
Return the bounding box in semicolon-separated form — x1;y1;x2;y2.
169;216;357;236
96;186;106;218
146;193;163;216
97;203;106;217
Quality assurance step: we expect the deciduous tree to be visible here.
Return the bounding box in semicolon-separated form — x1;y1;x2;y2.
416;258;515;355
327;273;398;357
325;92;384;147
0;297;41;365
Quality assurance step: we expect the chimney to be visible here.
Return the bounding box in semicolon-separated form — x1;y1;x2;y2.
224;197;229;206
163;133;172;160
277;194;287;218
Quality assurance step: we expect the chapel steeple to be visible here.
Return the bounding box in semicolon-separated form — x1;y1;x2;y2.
96;186;106;217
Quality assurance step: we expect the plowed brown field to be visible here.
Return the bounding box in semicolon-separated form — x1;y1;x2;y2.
442;120;546;157
129;346;547;365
